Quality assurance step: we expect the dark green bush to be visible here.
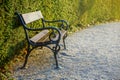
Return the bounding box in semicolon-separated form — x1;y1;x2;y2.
0;0;120;67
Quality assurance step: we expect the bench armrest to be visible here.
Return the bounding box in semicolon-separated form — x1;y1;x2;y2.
42;19;69;30
26;26;61;43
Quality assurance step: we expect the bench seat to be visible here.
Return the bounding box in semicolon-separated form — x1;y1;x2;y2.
30;30;50;43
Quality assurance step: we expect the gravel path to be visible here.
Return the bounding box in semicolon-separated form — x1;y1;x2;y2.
13;22;120;80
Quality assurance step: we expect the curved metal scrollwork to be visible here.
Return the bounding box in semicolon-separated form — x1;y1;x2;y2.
49;30;60;42
59;20;69;30
52;44;61;52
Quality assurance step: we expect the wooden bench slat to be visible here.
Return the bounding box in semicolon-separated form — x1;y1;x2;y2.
22;11;43;24
30;30;49;43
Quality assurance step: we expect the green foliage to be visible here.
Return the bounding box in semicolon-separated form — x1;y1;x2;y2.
0;0;120;72
78;0;120;26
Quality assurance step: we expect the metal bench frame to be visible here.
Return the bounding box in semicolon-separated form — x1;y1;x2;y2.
15;11;69;69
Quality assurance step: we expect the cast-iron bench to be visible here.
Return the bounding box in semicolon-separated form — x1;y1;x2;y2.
15;11;69;69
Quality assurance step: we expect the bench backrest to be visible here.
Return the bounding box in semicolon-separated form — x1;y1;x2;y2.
22;11;43;24
15;11;45;42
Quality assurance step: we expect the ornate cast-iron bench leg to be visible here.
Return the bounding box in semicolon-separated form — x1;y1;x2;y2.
20;45;31;69
63;34;67;50
63;39;66;50
54;52;59;69
53;44;60;69
20;44;61;69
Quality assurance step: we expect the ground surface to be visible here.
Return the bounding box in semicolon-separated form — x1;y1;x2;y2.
12;22;120;80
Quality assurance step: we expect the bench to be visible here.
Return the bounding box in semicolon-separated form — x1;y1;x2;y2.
15;11;69;69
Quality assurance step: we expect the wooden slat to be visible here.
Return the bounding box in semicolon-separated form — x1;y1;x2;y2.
22;11;43;24
30;30;49;43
